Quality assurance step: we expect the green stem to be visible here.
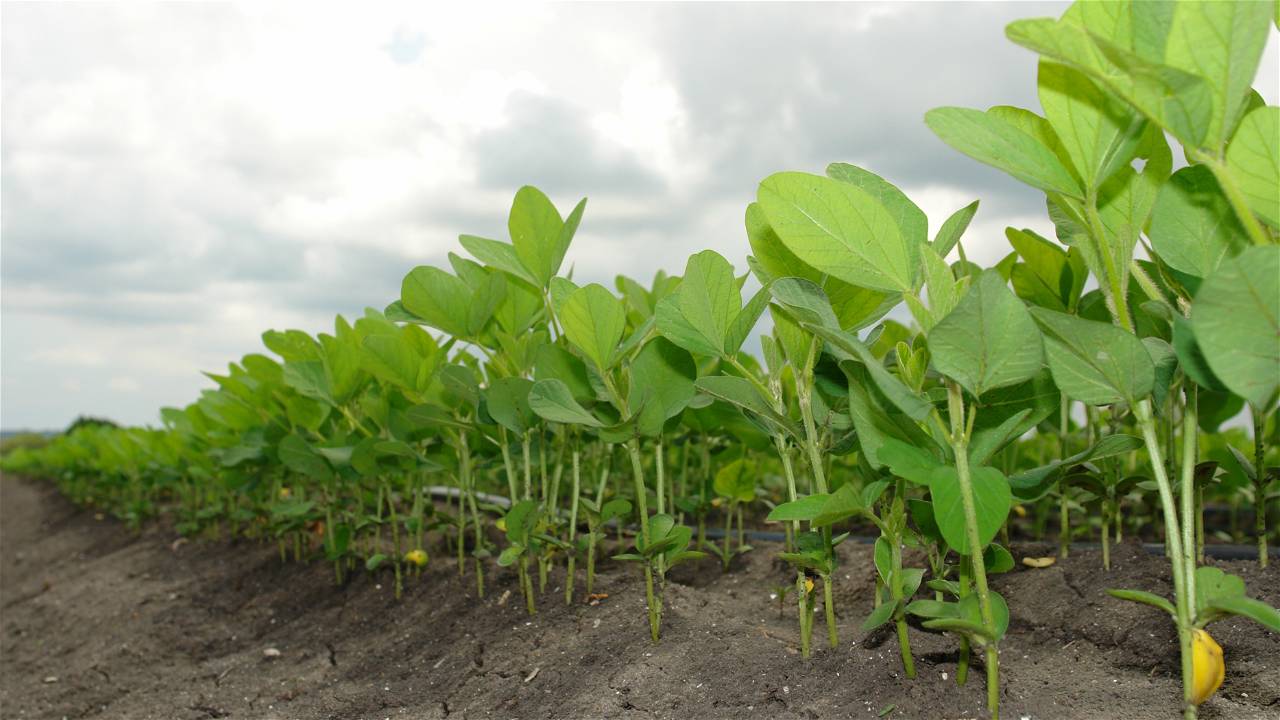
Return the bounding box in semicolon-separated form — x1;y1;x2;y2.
566;445;581;605
1134;400;1193;717
1252;406;1269;568
628;440;660;643
947;382;999;720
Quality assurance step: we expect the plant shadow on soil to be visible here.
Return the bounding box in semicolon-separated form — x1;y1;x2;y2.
2;476;1277;720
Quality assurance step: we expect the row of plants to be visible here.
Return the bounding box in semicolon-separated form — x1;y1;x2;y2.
5;2;1279;718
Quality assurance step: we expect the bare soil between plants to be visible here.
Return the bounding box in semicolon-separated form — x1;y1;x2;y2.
2;476;1277;720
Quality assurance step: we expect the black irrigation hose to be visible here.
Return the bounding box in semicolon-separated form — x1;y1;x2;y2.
422;486;1277;561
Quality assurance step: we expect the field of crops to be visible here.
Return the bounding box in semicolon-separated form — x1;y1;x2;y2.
2;2;1278;719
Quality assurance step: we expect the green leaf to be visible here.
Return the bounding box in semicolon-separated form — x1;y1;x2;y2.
278;433;333;481
1225;106;1279;228
485;377;535;435
283;360;334;406
509;186;567;286
1203;596;1280;632
929;270;1043;396
533;344;594;404
1005;17;1214;148
1163;1;1273;149
932;200;980;258
713;458;756;503
458;234;540;286
861;599;898;632
757;171;920;293
628;338;697;436
767;493;829;523
1037;60;1143;191
928;464;1011;555
1030;307;1155;405
561;284;626;372
924;106;1082;197
826;162;928;250
1006;227;1079;312
1149;166;1246;278
921;618;995;643
807;323;933;421
694;375;792;436
878;437;941;486
905;599;958;619
1108;588;1176;617
528;379;602;427
811;483;867;528
401;266;472;338
362;330;433;397
1191;246;1280;408
656;250;740;357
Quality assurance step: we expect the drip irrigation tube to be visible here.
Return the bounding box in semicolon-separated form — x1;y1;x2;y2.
420;486;1276;561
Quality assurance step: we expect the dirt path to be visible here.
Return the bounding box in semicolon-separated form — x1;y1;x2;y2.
2;475;1277;720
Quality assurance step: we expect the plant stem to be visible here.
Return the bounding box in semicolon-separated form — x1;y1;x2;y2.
1252;405;1269;568
1179;386;1198;615
628;440;660;642
890;482;915;679
1134;399;1194;718
947;381;999;720
566;444;581;605
1059;397;1070;559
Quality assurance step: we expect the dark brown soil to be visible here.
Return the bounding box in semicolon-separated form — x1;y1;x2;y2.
2;476;1277;720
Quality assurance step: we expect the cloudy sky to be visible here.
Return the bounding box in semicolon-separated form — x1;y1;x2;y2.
2;3;1277;430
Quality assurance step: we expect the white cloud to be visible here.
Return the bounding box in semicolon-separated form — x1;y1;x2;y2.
2;2;1277;429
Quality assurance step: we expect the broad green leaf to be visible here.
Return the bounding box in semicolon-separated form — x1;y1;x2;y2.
278;433;333;481
929;270;1043;396
928;464;1012;555
1191;246;1279;408
561;284;626;372
458;234;539;286
485;377;535;435
283;360;334;406
1171;316;1227;392
924;106;1082;197
528;379;602;427
1163;0;1273;149
1006;17;1214;148
509;186;566;286
1007;227;1077;312
1203;596;1280;632
1038;60;1144;192
862;599;898;632
694;375;794;437
932;200;980;258
767;493;829;523
656;250;739;357
1149;166;1246;278
1225;105;1280;228
533;344;593;404
713;458;756;503
1030;307;1155;405
758;171;919;293
628;337;696;436
878;437;941;486
401;266;472;338
826;163;928;249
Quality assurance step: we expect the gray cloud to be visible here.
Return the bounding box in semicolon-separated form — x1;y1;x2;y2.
2;2;1276;429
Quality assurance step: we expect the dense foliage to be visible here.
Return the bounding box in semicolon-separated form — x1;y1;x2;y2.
5;2;1279;718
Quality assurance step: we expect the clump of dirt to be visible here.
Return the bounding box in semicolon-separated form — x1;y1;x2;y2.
2;476;1277;719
